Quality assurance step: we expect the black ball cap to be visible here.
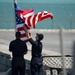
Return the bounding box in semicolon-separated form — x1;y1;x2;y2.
36;33;44;40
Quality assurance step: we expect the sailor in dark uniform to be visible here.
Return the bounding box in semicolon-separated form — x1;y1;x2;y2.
29;33;44;75
9;32;28;75
24;26;44;75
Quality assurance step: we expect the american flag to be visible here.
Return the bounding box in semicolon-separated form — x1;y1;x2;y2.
18;10;53;29
14;3;34;42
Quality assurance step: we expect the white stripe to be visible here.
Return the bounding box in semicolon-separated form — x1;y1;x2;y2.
17;24;30;31
16;24;24;28
25;18;31;28
35;12;41;25
23;12;34;18
20;14;23;19
20;37;28;41
50;12;53;16
19;30;25;34
30;14;35;28
25;18;28;27
43;11;48;13
19;30;30;34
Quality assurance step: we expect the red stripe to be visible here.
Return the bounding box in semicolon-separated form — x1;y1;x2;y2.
37;12;42;22
27;16;32;27
23;17;26;22
40;12;53;21
17;10;22;17
32;12;42;28
24;24;30;29
40;15;50;21
32;14;37;28
23;40;28;43
20;8;34;16
17;24;30;31
20;33;31;38
18;8;34;18
20;34;26;38
17;26;30;43
17;27;24;31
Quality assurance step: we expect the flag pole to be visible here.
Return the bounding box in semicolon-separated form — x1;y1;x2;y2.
59;26;67;75
13;0;17;32
14;0;17;4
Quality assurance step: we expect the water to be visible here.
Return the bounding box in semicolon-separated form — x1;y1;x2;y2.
0;2;75;29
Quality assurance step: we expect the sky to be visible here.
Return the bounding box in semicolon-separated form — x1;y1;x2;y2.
0;0;75;3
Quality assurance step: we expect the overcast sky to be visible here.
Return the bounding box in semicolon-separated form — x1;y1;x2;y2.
0;0;75;3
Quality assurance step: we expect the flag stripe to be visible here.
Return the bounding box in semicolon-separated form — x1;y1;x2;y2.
24;24;30;29
20;34;26;38
19;30;25;34
18;9;34;18
20;37;28;41
16;24;24;28
23;12;34;18
30;15;35;28
27;16;32;27
18;11;53;29
17;27;24;31
37;12;42;21
20;32;31;38
19;30;30;34
14;2;34;42
33;14;37;28
23;40;28;43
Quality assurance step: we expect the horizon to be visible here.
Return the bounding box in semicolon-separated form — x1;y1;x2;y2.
0;0;75;4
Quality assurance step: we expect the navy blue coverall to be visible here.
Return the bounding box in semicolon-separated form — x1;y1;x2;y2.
9;38;28;75
29;38;43;75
